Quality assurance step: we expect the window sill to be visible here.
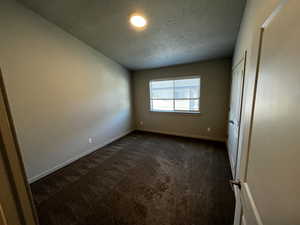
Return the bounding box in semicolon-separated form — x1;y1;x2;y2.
150;110;201;114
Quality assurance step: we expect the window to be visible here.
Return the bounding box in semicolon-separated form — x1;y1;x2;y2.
149;77;201;113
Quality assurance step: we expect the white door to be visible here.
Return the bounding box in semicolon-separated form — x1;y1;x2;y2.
235;1;300;224
228;56;246;178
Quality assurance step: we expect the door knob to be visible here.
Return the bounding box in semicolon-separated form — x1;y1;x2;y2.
230;179;241;190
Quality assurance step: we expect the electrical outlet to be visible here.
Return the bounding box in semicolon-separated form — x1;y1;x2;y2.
207;127;211;132
88;137;93;144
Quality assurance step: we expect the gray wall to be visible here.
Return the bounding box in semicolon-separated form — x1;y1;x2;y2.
0;0;133;182
133;59;231;142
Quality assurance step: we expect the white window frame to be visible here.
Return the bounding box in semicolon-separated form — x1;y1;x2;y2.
149;76;201;113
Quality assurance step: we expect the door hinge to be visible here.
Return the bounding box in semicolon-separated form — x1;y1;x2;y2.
230;179;241;190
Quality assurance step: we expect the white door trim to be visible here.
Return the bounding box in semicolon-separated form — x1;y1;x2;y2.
241;183;263;225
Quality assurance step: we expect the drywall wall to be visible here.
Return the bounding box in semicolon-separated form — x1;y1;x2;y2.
133;59;231;142
0;0;133;182
232;0;299;224
232;0;282;178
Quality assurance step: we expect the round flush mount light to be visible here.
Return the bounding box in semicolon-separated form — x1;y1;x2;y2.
130;14;147;28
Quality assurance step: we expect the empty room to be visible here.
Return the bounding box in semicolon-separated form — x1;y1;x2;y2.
1;0;300;225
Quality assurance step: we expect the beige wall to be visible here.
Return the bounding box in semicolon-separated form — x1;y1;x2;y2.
133;59;231;142
232;0;300;224
232;0;282;178
0;0;133;182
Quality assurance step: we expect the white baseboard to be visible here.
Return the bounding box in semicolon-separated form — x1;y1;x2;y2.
28;129;134;183
136;128;226;143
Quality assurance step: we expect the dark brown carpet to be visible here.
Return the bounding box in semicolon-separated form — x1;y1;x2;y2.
30;131;234;225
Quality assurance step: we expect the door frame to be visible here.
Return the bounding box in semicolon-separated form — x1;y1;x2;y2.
0;68;39;225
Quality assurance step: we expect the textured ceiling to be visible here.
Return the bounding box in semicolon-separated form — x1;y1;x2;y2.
17;0;246;70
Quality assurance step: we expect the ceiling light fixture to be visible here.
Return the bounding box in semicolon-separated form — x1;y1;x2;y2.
130;14;147;28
